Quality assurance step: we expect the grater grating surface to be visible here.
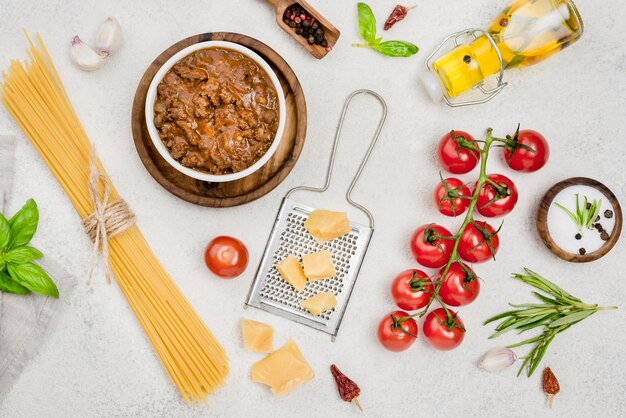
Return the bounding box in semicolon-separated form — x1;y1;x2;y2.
244;90;386;340
246;198;372;336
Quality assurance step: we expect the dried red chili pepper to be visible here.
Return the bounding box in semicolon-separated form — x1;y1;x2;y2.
542;367;560;409
384;4;417;30
330;364;362;411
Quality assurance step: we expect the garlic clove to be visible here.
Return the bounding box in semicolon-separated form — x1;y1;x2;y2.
95;17;122;57
478;347;517;372
69;36;106;71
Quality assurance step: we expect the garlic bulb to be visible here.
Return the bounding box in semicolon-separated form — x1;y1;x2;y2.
478;347;517;372
69;36;106;71
95;17;122;56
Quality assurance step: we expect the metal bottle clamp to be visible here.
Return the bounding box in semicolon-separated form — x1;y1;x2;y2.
425;28;508;107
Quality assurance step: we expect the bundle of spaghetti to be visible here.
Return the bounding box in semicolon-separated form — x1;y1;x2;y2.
1;33;228;404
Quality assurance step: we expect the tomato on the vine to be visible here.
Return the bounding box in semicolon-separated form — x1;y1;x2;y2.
434;177;471;217
438;262;480;306
391;269;434;311
204;236;249;278
422;308;465;351
475;174;518;217
437;130;480;174
503;127;549;172
410;224;454;268
458;221;500;263
377;310;418;352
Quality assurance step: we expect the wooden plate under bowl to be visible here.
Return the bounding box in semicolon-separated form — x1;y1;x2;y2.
131;32;307;207
536;177;623;262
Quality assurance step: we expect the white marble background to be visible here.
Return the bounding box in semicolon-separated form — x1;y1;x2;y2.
0;0;625;417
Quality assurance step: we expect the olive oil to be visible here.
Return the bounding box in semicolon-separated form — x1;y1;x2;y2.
432;0;583;98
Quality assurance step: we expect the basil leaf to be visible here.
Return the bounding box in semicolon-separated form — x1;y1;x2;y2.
373;40;419;57
357;2;377;43
0;270;30;295
5;246;43;264
7;262;58;298
0;213;10;250
9;198;39;249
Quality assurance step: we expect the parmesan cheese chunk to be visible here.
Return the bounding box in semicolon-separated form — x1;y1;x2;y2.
276;255;307;292
302;250;336;281
304;210;351;242
241;319;274;353
300;292;337;316
250;340;314;396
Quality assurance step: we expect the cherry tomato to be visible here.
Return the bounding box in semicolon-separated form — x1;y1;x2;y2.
437;130;480;174
377;310;418;352
503;128;549;172
204;236;249;278
410;224;454;268
422;308;465;351
434;177;472;217
458;221;500;263
391;269;434;311
438;262;480;307
474;174;519;217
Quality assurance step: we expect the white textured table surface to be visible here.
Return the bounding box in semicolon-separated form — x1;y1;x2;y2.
1;1;625;417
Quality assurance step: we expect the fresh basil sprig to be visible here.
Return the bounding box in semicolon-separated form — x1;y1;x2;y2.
0;199;58;297
353;2;419;57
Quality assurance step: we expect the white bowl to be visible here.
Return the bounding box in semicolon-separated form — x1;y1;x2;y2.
145;41;287;182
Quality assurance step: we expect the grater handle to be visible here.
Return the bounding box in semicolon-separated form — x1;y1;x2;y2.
286;89;387;228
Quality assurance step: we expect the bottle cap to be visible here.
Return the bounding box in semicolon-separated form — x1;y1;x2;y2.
420;71;444;103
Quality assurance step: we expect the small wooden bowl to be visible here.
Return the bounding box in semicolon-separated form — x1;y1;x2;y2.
265;0;340;59
536;177;623;262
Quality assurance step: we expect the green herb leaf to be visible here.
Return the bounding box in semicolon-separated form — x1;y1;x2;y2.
357;2;377;43
373;40;419;57
0;213;11;250
7;262;58;298
5;246;43;264
0;270;30;295
548;309;595;328
8;198;39;249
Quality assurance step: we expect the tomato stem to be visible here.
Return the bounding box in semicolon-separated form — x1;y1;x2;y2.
419;129;498;316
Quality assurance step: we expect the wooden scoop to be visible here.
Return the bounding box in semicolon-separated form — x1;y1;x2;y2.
265;0;340;59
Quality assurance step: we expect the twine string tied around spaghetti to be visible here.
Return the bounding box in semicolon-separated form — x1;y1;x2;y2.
81;148;135;284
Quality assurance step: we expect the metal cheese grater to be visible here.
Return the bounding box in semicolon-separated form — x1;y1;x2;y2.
245;90;387;340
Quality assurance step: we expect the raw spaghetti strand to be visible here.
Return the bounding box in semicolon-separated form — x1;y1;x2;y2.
0;33;228;404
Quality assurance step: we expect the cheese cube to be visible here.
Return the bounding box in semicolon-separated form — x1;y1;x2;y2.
241;319;274;353
276;255;307;292
302;250;336;281
300;292;337;316
250;340;314;396
304;210;351;242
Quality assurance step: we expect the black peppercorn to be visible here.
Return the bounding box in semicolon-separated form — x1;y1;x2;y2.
463;55;472;64
312;22;319;30
321;39;328;47
288;20;297;28
600;231;609;241
579;248;586;255
586;202;592;210
296;27;303;35
575;233;582;240
302;19;310;28
595;215;600;222
595;223;603;232
307;36;315;44
604;209;613;218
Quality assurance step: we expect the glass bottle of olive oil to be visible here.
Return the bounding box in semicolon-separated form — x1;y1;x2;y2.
428;0;583;101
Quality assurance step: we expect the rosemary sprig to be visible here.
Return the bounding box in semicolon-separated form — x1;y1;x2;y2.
484;268;616;377
554;193;602;234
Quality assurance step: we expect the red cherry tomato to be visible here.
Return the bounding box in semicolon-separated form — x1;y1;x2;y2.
434;177;471;217
503;128;549;172
474;174;519;217
422;308;465;351
204;236;249;278
458;221;500;263
410;224;454;268
438;262;480;306
437;130;480;174
391;269;434;311
377;310;418;352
